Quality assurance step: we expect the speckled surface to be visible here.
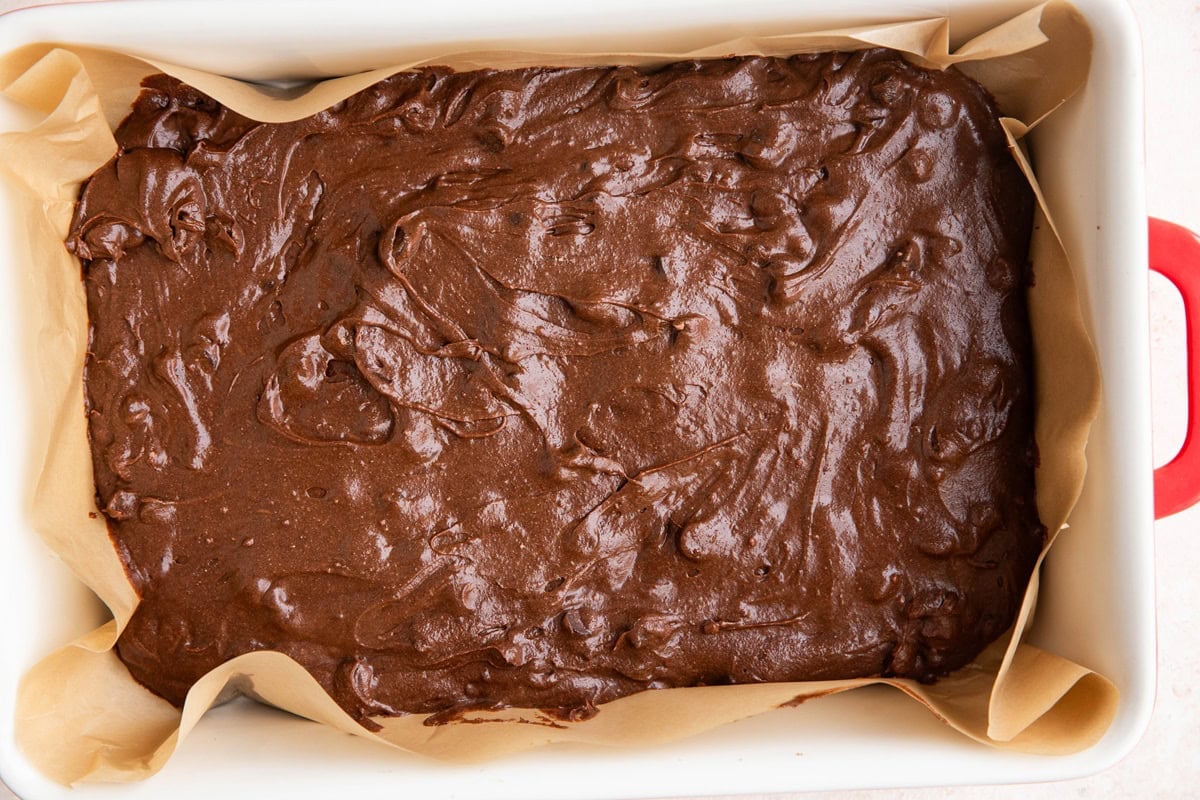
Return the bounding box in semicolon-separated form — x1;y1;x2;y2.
1;0;1196;796
70;54;1038;723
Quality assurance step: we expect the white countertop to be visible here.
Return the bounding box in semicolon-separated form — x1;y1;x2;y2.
1;0;1196;797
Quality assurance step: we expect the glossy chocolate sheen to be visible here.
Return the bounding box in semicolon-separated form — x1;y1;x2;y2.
68;50;1040;723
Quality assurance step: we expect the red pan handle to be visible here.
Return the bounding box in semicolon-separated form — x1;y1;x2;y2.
1150;217;1200;519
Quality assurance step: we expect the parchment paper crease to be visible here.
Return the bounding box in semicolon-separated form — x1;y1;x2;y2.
0;0;1114;784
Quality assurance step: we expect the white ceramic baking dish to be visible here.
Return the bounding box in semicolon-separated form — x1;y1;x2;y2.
0;0;1190;797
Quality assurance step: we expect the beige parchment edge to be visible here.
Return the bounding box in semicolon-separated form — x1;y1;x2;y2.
0;0;1111;785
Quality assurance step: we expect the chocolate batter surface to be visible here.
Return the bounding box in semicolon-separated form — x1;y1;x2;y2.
68;50;1040;722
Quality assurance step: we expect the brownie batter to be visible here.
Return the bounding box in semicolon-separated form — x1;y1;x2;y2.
67;50;1040;723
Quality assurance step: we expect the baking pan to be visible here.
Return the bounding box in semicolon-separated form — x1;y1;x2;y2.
0;0;1191;796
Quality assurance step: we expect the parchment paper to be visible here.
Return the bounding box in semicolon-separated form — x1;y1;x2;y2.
0;1;1115;785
